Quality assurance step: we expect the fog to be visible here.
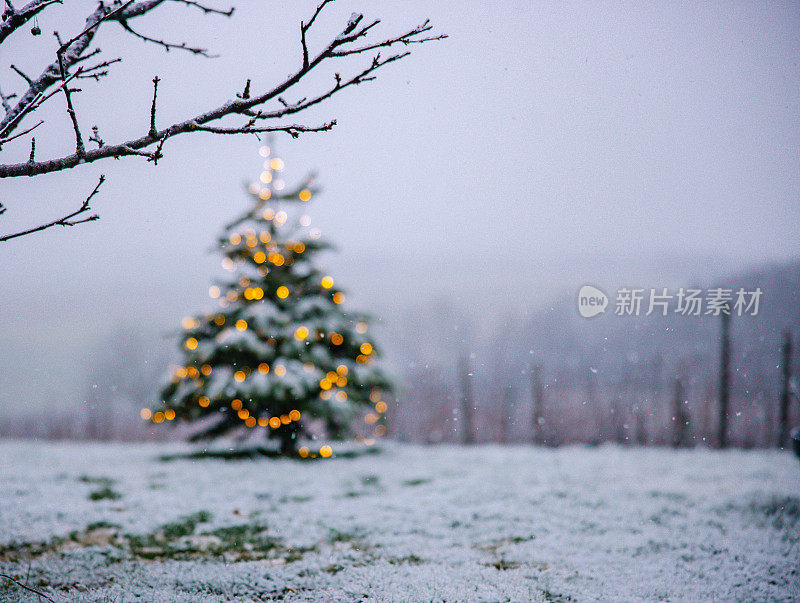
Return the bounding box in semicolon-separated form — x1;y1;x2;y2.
1;0;799;415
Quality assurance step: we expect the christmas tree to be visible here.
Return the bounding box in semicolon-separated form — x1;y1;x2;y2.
150;145;391;456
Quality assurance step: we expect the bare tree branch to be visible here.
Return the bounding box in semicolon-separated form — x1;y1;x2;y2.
149;76;160;136
0;67;81;139
170;0;233;16
9;63;32;85
301;0;334;68
118;17;213;56
0;0;62;45
0;0;444;240
0;174;102;242
192;119;336;138
0;4;444;178
0;117;41;148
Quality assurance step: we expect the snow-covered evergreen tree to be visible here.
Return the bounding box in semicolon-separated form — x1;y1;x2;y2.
153;145;391;455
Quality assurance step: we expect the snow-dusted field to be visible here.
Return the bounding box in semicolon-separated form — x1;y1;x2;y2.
0;440;798;602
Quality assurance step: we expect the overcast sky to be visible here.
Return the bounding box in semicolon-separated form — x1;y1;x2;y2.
1;0;799;411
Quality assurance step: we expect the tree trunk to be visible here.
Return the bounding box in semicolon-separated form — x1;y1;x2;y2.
459;356;475;445
277;424;298;455
671;376;688;448
499;384;513;444
779;330;793;448
718;311;731;449
530;363;544;445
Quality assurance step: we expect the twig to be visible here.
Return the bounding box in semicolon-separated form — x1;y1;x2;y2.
56;31;85;157
192;120;336;137
0;118;41;147
149;76;159;136
0;574;55;602
300;0;334;68
75;57;122;80
119;19;212;56
9;63;32;85
0;174;102;242
169;0;233;17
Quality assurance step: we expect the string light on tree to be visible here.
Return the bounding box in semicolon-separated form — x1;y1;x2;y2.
150;144;392;456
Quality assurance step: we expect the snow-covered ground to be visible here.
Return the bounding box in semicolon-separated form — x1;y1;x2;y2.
0;440;798;602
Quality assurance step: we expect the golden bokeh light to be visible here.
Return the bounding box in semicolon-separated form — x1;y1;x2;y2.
289;409;301;421
295;326;309;340
235;319;247;331
140;408;152;420
321;276;334;289
209;286;221;299
276;286;289;299
299;188;312;201
274;364;287;376
319;445;332;458
360;342;373;355
258;363;270;374
234;370;246;382
185;337;198;350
